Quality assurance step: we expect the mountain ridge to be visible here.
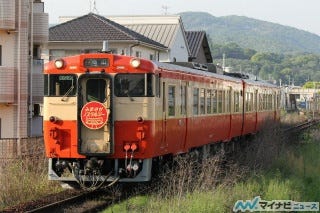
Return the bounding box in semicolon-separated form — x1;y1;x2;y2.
180;12;320;54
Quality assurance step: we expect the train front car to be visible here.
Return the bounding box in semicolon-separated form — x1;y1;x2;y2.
43;53;158;188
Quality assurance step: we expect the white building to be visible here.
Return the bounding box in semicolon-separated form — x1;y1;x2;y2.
107;15;190;62
0;0;48;138
45;13;168;63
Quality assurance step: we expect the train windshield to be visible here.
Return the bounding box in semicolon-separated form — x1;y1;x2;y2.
114;74;156;97
44;74;77;97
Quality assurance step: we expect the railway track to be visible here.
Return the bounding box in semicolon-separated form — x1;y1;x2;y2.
283;118;320;133
3;183;142;213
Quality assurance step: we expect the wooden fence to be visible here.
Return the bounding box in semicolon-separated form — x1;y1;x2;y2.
0;137;44;166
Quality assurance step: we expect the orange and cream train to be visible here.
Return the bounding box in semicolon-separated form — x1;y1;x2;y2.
43;52;280;187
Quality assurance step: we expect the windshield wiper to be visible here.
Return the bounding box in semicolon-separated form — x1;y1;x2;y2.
124;90;134;102
61;83;74;102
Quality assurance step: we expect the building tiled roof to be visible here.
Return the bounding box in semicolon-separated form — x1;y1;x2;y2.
121;24;178;48
49;13;167;50
185;31;213;63
108;16;186;49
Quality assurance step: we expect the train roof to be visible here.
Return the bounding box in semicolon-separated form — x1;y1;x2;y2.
154;61;279;89
242;78;279;89
153;61;243;83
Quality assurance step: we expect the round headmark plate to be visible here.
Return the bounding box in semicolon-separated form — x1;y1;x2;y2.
81;101;108;129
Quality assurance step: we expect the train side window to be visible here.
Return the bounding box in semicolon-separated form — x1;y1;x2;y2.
226;90;231;113
263;94;266;110
193;88;199;115
86;79;106;102
246;92;253;112
245;92;249;112
234;91;240;112
207;89;212;114
212;90;217;113
180;85;186;115
222;91;226;113
217;90;223;113
259;94;263;111
277;93;281;109
168;85;175;116
155;75;160;97
200;88;205;114
115;74;155;97
254;90;258;111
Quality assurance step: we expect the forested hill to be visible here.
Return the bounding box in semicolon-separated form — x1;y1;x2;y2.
180;12;320;54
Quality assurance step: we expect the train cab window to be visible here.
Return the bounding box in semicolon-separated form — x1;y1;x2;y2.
115;74;155;97
168;86;176;116
207;90;212;114
200;89;205;114
44;74;77;96
86;79;106;102
193;88;199;115
212;90;217;113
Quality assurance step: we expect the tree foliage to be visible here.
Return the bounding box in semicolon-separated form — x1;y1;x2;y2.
213;49;320;86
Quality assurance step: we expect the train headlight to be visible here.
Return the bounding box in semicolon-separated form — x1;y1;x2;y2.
130;58;140;68
49;116;58;123
54;59;64;69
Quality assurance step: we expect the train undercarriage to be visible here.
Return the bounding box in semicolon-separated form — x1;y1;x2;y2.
48;157;152;189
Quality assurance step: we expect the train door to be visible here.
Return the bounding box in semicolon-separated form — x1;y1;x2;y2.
161;82;187;153
161;82;168;149
180;82;188;150
78;74;112;155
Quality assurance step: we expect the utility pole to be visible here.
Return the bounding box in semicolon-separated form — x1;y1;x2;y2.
162;5;169;15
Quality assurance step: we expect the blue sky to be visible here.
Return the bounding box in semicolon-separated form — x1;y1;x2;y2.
44;0;320;36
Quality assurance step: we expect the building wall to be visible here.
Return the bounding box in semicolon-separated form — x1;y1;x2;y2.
0;104;15;138
167;25;188;62
195;45;207;64
0;0;48;138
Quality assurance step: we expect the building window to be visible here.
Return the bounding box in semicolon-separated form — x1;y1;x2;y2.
135;51;141;58
149;54;154;60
